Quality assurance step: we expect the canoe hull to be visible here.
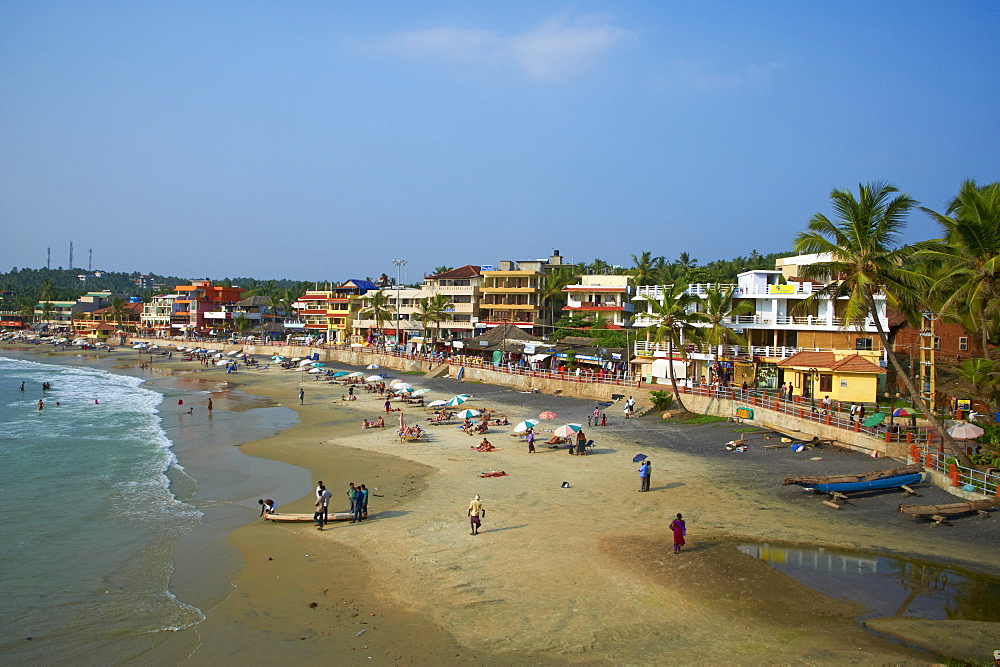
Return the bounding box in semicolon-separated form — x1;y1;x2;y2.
263;512;355;522
813;473;923;493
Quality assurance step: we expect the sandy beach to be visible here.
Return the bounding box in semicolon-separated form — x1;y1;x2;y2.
6;344;1000;664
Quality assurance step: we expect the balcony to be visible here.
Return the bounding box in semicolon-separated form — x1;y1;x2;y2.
632;313;884;331
635;282;828;301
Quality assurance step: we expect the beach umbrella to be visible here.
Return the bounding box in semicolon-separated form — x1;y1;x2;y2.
412;388;431;396
308;368;325;374
216;360;229;366
538;411;558;420
291;357;302;362
214;352;225;358
445;395;469;407
428;400;448;408
271;355;285;361
892;407;912;417
332;371;350;377
347;372;365;378
632;453;648;463
366;375;384;382
554;423;583;438
298;359;313;366
455;409;481;419
389;378;406;386
366;364;380;369
513;419;539;433
862;412;886;428
948;422;985;440
393;382;412;390
311;362;326;367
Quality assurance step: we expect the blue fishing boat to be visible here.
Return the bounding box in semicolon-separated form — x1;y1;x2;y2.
813;472;923;493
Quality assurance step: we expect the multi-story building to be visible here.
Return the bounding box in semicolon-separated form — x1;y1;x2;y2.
140;293;184;334
73;301;144;340
632;253;889;398
479;253;566;337
35;291;127;328
354;265;484;345
140;280;244;334
561;275;634;327
293;280;377;343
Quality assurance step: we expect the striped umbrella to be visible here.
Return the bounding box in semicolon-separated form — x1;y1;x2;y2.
553;423;583;438
455;409;481;419
445;395;469;407
513;419;539;433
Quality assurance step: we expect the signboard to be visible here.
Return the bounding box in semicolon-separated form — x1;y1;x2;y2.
768;284;795;295
522;344;536;354
957;399;972;411
481;265;495;271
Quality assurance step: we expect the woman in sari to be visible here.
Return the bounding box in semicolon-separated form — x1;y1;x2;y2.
669;513;686;553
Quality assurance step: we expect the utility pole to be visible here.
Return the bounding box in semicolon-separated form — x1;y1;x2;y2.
47;247;51;269
69;241;73;270
392;259;407;350
918;312;937;411
88;248;92;271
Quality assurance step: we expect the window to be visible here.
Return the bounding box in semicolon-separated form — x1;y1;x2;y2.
933;336;941;350
959;337;968;351
855;337;873;350
819;374;833;392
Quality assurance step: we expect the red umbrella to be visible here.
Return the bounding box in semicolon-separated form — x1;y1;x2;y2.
538;411;558;420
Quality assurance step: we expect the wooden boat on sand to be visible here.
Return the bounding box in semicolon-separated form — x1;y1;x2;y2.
898;498;1000;519
783;464;923;489
263;512;356;523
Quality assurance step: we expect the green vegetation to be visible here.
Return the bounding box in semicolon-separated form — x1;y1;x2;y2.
648;390;675;410
662;414;728;425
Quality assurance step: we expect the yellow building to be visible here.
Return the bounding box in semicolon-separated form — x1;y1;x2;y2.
777;350;885;403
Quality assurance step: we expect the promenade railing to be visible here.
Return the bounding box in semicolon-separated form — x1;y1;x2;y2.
678;384;936;446
138;335;642;389
910;443;1000;497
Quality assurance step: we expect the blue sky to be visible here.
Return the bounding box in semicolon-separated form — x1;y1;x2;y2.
2;2;998;283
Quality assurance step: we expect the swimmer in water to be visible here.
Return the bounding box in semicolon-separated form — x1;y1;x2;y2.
37;400;44;411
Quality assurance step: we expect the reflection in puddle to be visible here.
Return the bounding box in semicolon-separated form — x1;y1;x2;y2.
738;543;1000;622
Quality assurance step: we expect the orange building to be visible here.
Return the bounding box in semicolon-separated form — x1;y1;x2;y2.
170;280;245;333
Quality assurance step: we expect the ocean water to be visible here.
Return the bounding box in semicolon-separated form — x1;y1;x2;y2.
0;356;203;662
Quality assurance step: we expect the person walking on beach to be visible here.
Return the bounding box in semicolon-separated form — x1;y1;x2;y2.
207;397;213;413
315;484;332;529
576;428;587;455
468;494;485;535
638;459;651;492
299;388;304;405
527;428;535;454
669;513;686;553
384;399;391;413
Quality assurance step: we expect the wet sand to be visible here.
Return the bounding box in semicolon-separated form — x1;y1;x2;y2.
8;344;1000;664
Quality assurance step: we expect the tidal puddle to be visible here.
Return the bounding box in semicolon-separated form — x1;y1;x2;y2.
737;543;1000;622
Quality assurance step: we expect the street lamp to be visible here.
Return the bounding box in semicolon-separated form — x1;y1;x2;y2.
808;367;818;412
392;259;407;350
622;319;633;381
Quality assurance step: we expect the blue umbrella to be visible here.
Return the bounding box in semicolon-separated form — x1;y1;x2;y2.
632;454;647;463
332;371;350;377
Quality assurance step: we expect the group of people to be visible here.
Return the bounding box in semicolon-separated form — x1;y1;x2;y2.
361;416;385;429
398;425;424;439
312;480;371;528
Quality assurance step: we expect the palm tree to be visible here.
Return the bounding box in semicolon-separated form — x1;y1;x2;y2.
430;266;454;276
792;181;962;460
630;251;665;286
954;358;1000;413
640;282;703;411
17;295;36;324
921;180;1000;360
698;285;753;382
358;290;394;338
539;267;579;331
414;294;454;346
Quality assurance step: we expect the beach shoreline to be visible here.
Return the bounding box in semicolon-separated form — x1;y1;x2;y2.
5;343;1000;664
